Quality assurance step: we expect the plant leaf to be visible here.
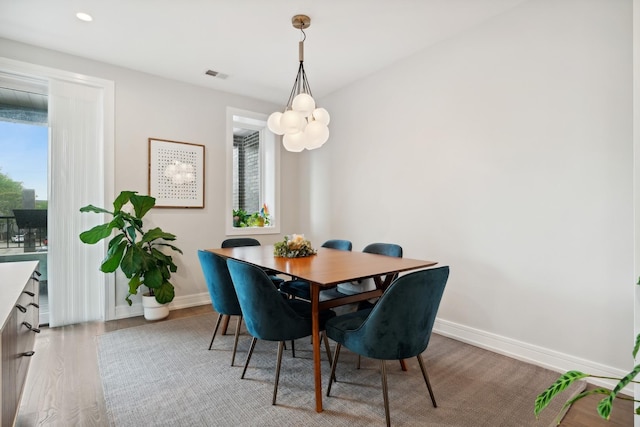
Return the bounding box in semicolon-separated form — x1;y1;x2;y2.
597;394;613;420
130;194;155;218
120;245;143;278
534;371;589;418
79;223;115;244
143;266;163;289
596;364;640;420
633;333;640;359
107;233;125;250
125;225;138;242
127;275;142;306
153;280;175;304
155;242;183;254
150;249;177;275
113;191;136;212
80;204;113;215
100;241;127;273
142;227;176;243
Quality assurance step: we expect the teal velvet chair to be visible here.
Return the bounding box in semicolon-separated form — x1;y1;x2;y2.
221;237;261;248
325;266;450;426
197;250;244;366
336;242;403;296
221;238;284;287
226;258;336;405
279;239;353;300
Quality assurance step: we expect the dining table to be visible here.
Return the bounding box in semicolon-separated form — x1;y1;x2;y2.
207;244;437;412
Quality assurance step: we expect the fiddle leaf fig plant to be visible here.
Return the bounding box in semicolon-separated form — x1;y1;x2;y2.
79;190;182;306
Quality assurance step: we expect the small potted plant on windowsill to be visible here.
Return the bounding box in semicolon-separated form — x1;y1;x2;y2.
233;208;249;227
79;190;182;320
232;204;271;228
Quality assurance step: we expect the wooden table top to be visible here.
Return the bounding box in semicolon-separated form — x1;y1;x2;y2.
207;245;437;287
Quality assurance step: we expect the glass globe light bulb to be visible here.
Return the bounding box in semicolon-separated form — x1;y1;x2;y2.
281;110;305;134
292;93;316;117
267;112;285;135
312;107;330;125
305;121;329;150
282;131;306;152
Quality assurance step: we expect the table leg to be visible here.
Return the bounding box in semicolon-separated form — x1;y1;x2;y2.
220;314;230;335
311;282;323;412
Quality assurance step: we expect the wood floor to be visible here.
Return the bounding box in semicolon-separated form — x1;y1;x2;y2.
15;305;633;426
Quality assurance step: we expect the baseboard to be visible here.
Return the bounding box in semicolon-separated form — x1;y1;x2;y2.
433;318;632;395
114;292;211;320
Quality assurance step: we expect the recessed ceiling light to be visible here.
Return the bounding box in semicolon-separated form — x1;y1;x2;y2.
76;12;93;22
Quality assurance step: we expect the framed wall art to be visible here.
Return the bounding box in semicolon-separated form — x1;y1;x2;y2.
148;138;205;208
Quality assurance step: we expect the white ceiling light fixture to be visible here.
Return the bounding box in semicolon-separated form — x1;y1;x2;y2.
76;12;93;22
267;15;330;152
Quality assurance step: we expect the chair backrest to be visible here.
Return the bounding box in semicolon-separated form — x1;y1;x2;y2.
226;258;313;341
197;250;242;316
221;238;261;248
342;266;449;360
362;242;403;258
322;239;353;251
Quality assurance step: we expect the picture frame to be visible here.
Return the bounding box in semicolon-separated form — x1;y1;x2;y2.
148;138;205;208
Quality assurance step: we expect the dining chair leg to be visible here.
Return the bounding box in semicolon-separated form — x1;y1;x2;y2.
380;360;391;427
230;315;242;366
208;313;223;350
291;340;296;358
322;332;333;366
241;337;258;379
356;355;361;369
417;354;437;407
273;341;285;405
326;343;342;396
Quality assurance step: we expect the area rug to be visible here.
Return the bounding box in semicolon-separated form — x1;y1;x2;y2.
97;313;584;426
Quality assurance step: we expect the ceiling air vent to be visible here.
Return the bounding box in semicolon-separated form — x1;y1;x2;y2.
205;70;228;79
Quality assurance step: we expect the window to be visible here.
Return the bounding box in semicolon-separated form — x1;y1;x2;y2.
0;76;49;325
226;107;280;235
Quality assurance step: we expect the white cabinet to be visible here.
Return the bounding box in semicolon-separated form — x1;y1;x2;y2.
0;261;40;427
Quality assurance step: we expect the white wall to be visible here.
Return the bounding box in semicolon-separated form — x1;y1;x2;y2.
305;0;634;379
0;38;300;316
633;0;640;421
0;0;633;388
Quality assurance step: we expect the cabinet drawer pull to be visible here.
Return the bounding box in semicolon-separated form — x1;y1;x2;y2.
22;321;41;333
20;351;35;357
16;304;27;313
23;291;35;297
28;302;40;309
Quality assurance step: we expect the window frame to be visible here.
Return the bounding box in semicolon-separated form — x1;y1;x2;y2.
225;107;280;236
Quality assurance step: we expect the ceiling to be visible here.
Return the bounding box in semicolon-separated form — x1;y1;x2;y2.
0;0;527;105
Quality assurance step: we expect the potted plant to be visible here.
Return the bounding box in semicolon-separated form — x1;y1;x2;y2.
232;208;249;227
79;190;182;320
534;278;640;422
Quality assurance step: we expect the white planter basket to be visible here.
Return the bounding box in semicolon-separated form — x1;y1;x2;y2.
142;293;170;321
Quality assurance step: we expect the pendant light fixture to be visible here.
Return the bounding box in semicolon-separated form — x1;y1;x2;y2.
267;15;330;152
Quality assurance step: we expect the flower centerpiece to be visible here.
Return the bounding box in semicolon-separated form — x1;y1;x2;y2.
274;234;317;258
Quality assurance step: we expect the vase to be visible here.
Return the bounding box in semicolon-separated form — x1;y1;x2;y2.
142;293;170;321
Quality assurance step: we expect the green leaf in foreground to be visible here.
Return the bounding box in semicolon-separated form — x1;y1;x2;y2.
534;371;589;418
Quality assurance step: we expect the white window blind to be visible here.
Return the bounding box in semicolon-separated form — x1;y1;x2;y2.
47;79;107;327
